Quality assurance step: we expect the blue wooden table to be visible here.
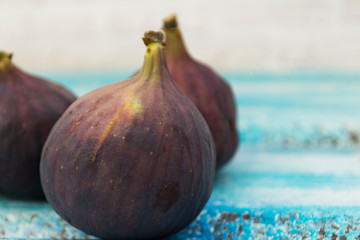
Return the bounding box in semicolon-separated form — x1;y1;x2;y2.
1;72;360;239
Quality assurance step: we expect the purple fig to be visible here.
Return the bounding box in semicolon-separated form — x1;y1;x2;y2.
40;31;215;239
163;14;238;169
0;51;76;199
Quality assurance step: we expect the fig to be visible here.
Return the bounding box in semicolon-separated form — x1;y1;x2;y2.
40;31;215;239
0;51;76;199
163;15;238;169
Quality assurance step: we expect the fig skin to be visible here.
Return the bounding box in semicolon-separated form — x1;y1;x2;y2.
0;51;76;199
40;31;216;239
163;15;238;169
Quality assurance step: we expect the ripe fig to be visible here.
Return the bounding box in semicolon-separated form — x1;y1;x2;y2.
0;51;76;199
163;15;238;169
40;31;215;239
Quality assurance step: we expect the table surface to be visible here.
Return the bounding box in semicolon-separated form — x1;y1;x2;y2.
2;72;360;239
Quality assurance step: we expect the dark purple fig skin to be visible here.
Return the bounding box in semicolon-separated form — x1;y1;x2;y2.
0;56;76;199
40;33;215;239
163;15;238;169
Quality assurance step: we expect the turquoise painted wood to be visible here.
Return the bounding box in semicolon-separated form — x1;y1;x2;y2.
1;72;360;239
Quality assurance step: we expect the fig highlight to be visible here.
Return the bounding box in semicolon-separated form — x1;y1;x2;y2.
163;14;239;169
0;51;76;199
40;31;216;239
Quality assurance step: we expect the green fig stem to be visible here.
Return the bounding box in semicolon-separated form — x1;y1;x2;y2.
0;51;13;73
142;31;164;46
162;14;190;59
138;31;169;82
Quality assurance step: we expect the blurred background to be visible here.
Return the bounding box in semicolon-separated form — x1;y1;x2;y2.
1;0;360;72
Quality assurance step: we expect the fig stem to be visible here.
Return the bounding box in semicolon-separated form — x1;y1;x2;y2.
162;14;190;59
0;51;13;73
0;51;13;61
163;14;178;29
138;31;170;82
142;31;164;46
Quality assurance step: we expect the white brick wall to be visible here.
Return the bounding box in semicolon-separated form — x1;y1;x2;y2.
1;0;360;71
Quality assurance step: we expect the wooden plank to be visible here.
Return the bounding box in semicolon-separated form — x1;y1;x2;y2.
1;72;360;239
